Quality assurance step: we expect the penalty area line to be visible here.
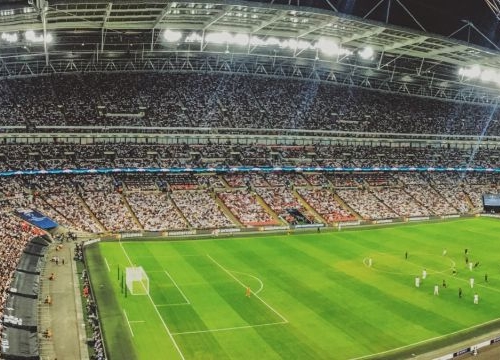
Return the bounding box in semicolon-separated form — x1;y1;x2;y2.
104;257;111;272
164;270;190;304
123;310;134;337
206;254;288;324
120;241;186;360
172;321;288;336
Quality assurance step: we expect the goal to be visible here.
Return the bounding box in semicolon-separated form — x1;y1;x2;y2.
125;266;149;295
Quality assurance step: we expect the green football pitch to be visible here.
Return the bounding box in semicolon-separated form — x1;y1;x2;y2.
85;217;500;360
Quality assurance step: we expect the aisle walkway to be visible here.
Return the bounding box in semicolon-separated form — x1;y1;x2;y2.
39;242;89;360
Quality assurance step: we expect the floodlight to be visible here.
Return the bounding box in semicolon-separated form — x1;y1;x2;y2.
1;32;17;43
481;69;496;82
185;32;202;42
296;39;312;50
459;65;481;79
163;29;182;42
315;38;338;56
469;65;481;78
282;39;297;49
25;30;35;41
25;30;49;43
359;46;374;60
206;32;232;44
265;37;280;46
250;36;264;46
233;33;249;46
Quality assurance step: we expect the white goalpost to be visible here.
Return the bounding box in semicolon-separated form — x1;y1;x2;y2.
125;266;149;295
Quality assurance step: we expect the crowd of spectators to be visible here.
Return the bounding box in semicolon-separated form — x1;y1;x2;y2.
126;193;187;231
336;188;398;220
2;143;500;171
83;192;140;232
372;188;430;217
403;184;458;215
2;72;500;137
297;188;356;223
255;187;318;225
0;213;33;339
0;170;500;233
170;190;233;229
218;190;277;226
79;253;105;359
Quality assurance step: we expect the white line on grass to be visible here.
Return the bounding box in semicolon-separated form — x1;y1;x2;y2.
348;316;500;360
206;254;288;323
230;271;264;294
172;321;288;336
123;310;134;337
104;257;111;272
156;303;191;307
119;241;186;360
164;270;190;304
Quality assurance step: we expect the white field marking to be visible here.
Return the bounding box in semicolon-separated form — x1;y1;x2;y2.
104;257;111;272
348;316;500;360
230;271;264;295
155;303;191;307
119;241;186;360
123;310;134;337
129;320;146;323
206;254;288;323
164;270;190;304
172;321;288;336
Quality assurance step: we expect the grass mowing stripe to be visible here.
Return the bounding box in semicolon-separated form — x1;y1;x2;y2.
120;240;186;360
206;254;288;323
172;321;287;335
84;244;137;360
349;315;500;360
90;218;500;359
164;270;190;304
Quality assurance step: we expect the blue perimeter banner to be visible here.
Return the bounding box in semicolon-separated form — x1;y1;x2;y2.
15;209;58;230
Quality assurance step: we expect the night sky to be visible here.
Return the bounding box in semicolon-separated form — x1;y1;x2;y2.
252;0;500;49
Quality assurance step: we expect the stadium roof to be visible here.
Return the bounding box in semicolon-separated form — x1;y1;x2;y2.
0;0;499;103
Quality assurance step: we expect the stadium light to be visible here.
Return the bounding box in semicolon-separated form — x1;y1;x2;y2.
458;65;481;79
185;32;202;43
233;33;249;46
315;38;339;56
25;30;35;41
250;36;265;46
358;46;374;60
206;32;232;44
314;38;352;57
265;37;281;46
25;30;52;43
163;30;182;42
1;32;18;43
481;68;496;82
296;39;313;50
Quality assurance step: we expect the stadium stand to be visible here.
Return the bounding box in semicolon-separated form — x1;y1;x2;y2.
0;73;500;137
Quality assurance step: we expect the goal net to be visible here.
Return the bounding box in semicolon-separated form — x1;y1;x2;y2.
125;266;149;295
